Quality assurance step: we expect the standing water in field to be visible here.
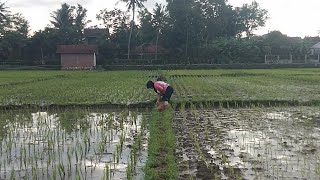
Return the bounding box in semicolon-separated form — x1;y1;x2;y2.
0;109;149;179
174;107;320;180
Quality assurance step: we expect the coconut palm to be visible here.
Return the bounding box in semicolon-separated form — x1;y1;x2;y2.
119;0;147;59
50;3;90;44
50;3;74;29
0;1;10;22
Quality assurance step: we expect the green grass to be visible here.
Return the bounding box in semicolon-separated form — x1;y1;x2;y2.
144;108;178;180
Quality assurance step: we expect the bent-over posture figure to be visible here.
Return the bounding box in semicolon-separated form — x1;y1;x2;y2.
146;80;174;111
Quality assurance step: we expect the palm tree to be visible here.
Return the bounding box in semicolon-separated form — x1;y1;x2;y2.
50;3;90;44
152;3;167;61
0;1;10;22
119;0;147;59
50;3;74;29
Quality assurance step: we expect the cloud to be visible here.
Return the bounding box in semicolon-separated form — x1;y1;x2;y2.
7;0;90;9
144;0;166;8
6;0;95;32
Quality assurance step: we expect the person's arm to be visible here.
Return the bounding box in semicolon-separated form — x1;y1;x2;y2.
156;93;161;104
156;86;165;94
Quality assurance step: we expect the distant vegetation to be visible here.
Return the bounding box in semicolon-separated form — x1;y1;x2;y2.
0;0;319;66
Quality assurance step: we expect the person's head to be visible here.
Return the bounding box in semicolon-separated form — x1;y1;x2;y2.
146;80;154;89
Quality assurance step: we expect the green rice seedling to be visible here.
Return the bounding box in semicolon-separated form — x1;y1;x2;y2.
126;159;133;180
3;156;6;178
133;145;138;171
204;125;209;140
19;143;23;170
10;166;15;180
116;144;120;164
58;162;65;179
128;145;134;173
75;148;79;165
102;163;109;180
32;165;37;180
76;166;81;180
67;148;71;171
315;162;320;175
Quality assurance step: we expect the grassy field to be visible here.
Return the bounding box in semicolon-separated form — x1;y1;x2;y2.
1;69;320;179
1;69;320;106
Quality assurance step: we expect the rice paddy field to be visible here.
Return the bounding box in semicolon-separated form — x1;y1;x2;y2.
0;69;320;179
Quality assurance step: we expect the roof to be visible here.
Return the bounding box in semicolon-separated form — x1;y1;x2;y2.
84;28;109;37
56;45;98;54
133;44;167;54
311;42;320;49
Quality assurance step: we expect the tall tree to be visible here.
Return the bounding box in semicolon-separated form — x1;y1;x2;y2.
97;8;130;34
0;13;29;61
97;8;130;58
0;1;10;37
152;3;168;60
74;4;91;39
166;0;203;57
197;0;239;44
236;1;268;37
0;1;9;22
119;0;147;59
138;8;154;43
29;28;59;63
50;3;90;44
50;3;74;29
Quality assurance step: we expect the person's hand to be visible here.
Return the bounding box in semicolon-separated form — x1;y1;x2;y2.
158;104;165;112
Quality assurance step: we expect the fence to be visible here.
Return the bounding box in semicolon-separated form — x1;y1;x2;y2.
264;54;320;64
305;54;320;64
265;55;293;64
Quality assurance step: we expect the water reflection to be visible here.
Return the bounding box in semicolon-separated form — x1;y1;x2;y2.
0;109;149;180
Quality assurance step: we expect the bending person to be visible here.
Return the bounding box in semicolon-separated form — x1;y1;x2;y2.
146;79;174;111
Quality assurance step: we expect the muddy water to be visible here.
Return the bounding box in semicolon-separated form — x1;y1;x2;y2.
174;107;320;180
0;109;149;179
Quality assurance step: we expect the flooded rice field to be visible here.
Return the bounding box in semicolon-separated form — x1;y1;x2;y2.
0;109;149;179
174;106;320;180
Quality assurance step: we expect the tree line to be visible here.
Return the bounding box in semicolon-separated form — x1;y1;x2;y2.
0;0;319;66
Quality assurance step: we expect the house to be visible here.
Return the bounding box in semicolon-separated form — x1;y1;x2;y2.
310;42;320;55
133;43;167;58
84;28;109;45
56;45;98;70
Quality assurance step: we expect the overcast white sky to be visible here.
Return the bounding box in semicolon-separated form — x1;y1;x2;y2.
6;0;320;37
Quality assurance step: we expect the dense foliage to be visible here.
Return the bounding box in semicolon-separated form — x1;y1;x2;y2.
0;0;319;65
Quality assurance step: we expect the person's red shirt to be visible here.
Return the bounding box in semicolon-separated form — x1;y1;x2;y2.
154;81;169;94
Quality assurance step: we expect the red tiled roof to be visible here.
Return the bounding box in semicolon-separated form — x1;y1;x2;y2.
134;44;167;54
56;45;98;54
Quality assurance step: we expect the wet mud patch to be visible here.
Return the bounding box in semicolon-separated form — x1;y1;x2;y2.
174;107;320;179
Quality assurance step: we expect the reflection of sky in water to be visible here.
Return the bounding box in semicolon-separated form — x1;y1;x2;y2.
0;110;149;180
